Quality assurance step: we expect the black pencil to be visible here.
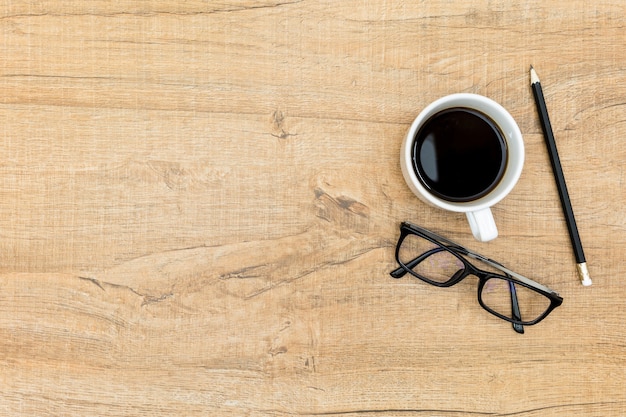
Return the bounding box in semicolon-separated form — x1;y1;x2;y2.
530;66;592;286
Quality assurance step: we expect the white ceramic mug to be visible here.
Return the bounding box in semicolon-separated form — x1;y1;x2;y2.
400;93;524;242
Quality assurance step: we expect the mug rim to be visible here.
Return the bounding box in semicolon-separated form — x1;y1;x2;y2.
402;93;524;213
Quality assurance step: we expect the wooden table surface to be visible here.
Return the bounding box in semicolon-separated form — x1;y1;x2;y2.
1;1;625;415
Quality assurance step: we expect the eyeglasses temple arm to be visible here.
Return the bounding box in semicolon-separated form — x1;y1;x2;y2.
509;281;524;334
465;252;558;296
406;223;559;296
390;265;407;279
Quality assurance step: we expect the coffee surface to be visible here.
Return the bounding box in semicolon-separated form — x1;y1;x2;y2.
412;107;507;202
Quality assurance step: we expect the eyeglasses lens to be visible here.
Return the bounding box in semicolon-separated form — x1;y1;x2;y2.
480;277;552;323
398;233;465;284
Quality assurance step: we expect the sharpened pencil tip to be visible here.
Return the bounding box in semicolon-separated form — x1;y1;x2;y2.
530;66;540;85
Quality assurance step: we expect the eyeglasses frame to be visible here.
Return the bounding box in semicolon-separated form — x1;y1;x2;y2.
391;222;563;327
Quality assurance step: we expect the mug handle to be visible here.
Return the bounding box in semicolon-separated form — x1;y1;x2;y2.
466;208;498;242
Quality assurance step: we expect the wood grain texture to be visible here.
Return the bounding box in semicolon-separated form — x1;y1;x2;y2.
1;0;625;415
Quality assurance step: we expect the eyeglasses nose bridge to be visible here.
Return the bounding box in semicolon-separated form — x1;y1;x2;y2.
474;271;495;291
449;268;468;284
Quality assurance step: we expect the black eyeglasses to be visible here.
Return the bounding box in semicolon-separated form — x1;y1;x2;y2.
391;222;563;333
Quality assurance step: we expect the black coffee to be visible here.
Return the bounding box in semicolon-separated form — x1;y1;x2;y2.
412;107;507;202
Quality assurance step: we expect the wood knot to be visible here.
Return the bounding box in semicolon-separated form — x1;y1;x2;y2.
270;110;297;139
